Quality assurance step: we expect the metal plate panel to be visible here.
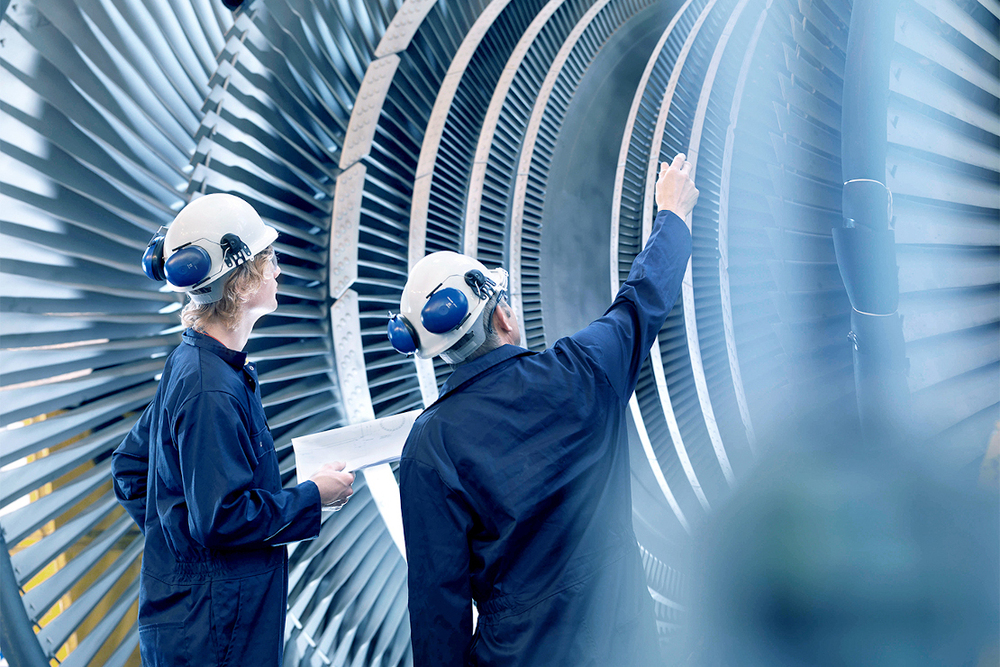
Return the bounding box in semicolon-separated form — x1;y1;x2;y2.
339;55;402;169
330;163;367;300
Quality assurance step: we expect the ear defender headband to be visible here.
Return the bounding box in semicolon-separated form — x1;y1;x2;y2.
387;314;420;355
387;270;498;356
141;229;252;289
141;227;168;281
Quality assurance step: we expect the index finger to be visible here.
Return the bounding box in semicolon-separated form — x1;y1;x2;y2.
671;153;686;170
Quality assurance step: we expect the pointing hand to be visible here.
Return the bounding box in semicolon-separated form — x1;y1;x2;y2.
655;153;700;220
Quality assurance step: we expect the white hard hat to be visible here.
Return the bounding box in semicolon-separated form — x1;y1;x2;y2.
388;251;508;365
141;193;278;304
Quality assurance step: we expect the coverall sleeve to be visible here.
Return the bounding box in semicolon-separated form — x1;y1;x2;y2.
399;456;476;666
570;210;692;402
175;391;320;549
111;404;154;534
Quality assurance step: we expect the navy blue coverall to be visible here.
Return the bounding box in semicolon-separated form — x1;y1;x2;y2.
111;329;321;666
399;210;692;665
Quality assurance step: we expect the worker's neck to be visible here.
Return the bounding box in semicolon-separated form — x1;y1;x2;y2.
499;328;520;347
198;315;257;352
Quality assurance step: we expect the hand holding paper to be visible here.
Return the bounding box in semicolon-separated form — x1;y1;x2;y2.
293;409;420;482
309;462;355;509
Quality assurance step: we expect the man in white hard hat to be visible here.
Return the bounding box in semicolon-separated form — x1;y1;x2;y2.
111;193;355;666
389;154;698;665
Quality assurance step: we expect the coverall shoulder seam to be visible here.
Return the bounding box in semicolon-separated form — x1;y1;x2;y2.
557;328;630;405
401;456;463;499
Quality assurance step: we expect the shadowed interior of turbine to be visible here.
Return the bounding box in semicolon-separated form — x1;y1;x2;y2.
1;0;996;665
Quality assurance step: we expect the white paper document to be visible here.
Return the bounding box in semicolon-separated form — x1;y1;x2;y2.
292;410;421;484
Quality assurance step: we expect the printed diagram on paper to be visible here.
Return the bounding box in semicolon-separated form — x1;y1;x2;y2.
292;410;421;484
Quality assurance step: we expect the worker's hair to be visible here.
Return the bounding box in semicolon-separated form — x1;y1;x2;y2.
463;289;510;363
181;246;275;332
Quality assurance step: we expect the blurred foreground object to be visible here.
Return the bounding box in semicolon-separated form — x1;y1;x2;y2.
687;422;1000;667
978;424;1000;491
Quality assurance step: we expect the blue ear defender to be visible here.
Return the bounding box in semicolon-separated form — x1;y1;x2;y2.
163;245;213;287
142;229;251;288
418;270;495;334
388;268;500;355
387;314;419;354
421;287;469;334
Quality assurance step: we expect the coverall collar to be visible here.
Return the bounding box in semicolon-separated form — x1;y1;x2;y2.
182;328;248;372
438;344;535;401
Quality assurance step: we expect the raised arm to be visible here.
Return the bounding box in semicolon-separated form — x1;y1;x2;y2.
567;154;698;401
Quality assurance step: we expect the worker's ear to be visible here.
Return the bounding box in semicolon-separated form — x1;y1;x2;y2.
492;299;521;347
493;300;515;334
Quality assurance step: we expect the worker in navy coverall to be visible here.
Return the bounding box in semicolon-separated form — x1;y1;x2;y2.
388;154;698;665
111;194;356;666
